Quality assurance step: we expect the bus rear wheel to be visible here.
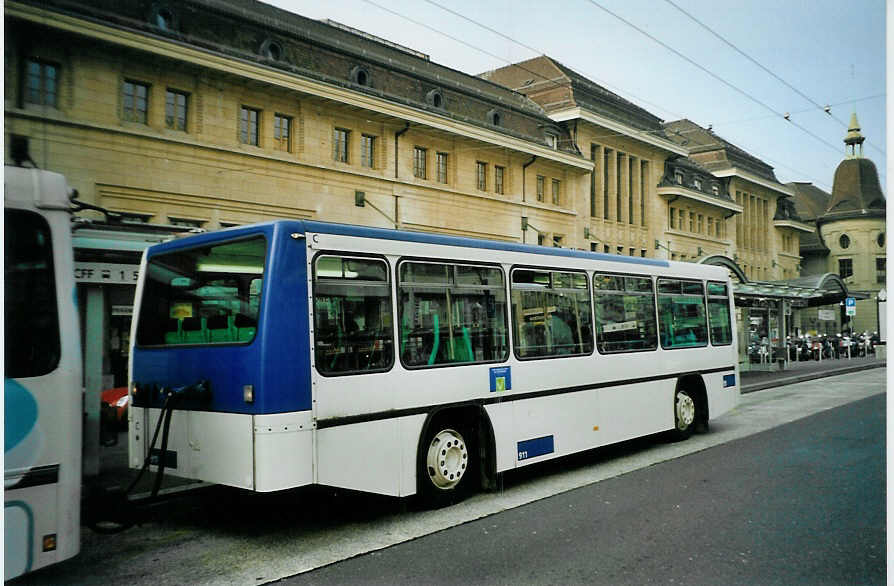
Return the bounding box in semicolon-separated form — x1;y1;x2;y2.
420;423;475;507
671;388;696;441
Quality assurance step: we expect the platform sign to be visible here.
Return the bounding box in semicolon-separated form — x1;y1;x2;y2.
845;297;856;316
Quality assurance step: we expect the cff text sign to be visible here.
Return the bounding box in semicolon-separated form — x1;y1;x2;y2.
75;262;140;285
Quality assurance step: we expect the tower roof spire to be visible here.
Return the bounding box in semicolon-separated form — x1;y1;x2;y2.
844;110;865;157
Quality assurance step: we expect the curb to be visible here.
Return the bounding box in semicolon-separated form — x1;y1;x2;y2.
741;361;886;394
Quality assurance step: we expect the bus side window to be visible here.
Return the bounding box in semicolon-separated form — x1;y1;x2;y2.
398;262;508;367
511;269;593;359
593;273;657;353
313;255;393;375
657;279;708;349
707;281;732;345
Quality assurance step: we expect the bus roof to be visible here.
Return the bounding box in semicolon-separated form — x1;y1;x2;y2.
146;219;734;276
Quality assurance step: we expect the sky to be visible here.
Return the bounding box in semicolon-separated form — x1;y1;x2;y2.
265;0;886;196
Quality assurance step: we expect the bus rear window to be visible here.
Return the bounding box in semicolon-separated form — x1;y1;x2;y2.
136;236;266;346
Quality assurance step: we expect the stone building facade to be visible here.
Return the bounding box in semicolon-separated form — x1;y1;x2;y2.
7;0;860;384
790;113;886;334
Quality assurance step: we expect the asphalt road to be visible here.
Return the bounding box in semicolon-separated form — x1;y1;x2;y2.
13;369;884;586
282;393;886;586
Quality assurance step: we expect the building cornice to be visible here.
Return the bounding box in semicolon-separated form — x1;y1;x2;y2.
8;2;593;172
712;168;794;197
656;186;743;213
548;107;689;156
772;219;815;233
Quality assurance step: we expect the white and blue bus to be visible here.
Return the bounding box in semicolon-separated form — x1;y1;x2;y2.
5;165;83;578
129;221;739;506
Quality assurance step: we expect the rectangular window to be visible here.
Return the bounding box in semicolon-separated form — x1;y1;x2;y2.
697;214;704;233
274;114;292;152
240;107;260;146
640;160;647;226
5;209;60;377
165;89;188;131
168;217;204;229
551;179;560;205
536;175;544;202
25;59;59;107
494;165;505;195
313;255;394;374
511;269;593;359
398;262;508;367
603;149;611;218
706;282;732;345
553;235;564;248
669;207;676;230
877;257;886;283
593;273;657;353
477;162;487;191
414;147;427;179
333;128;350;162
688;211;695;232
590;144;598;217
136;237;266;346
123;80;149;124
616;154;623;221
839;258;853;279
361;134;375;168
657;279;707;349
437;152;449;184
707;217;714;237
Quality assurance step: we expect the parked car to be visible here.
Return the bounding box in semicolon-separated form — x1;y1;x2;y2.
101;386;129;429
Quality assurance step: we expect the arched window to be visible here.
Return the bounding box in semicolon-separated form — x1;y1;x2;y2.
260;39;283;61
487;109;502;127
351;66;370;87
149;5;177;31
426;89;444;109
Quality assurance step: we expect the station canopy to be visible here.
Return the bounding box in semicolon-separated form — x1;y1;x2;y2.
732;273;863;308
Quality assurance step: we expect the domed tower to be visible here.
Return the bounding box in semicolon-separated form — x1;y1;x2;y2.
816;111;886;333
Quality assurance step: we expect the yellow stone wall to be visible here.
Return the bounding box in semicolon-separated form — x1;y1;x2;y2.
5;27;589;244
820;217;885;332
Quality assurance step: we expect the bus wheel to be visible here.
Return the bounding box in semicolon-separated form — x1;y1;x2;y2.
421;425;473;507
671;388;696;441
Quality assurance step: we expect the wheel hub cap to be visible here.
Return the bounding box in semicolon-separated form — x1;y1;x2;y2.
426;429;468;490
676;393;695;430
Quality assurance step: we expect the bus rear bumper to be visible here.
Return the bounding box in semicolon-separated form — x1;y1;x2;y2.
129;407;313;492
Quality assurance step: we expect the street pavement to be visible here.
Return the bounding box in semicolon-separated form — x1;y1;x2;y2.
282;392;885;585
13;362;886;585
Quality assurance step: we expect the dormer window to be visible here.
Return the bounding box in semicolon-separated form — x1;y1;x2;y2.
545;133;558;149
260;39;283;61
712;184;720;195
693;178;702;190
426;89;444;109
351;66;370;87
674;171;684;185
487;109;502;127
149;5;177;31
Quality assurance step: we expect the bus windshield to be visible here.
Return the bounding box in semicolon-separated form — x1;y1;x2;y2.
4;209;60;377
136;236;266;346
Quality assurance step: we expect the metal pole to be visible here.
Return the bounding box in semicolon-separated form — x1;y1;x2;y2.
83;286;106;477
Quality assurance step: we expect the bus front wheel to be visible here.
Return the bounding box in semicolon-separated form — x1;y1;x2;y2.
671;388;696;441
420;422;475;507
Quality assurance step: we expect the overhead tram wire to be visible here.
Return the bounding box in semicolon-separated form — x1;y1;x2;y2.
584;0;849;159
359;0;833;189
663;0;885;158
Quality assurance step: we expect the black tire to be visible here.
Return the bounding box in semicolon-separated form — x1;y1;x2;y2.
418;420;476;508
670;387;696;441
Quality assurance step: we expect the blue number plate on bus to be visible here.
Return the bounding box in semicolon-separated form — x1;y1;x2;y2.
517;435;554;461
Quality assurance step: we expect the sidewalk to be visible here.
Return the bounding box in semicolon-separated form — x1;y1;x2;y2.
741;354;886;393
